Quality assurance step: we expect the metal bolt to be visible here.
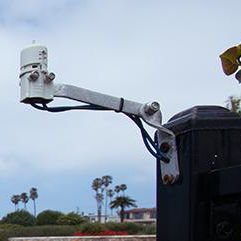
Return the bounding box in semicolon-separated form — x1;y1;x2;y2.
144;101;160;115
160;142;170;153
48;72;55;81
163;174;174;185
28;71;39;81
45;72;55;83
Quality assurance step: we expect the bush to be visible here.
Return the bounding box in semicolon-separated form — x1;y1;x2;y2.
1;210;35;226
77;222;155;235
36;210;63;225
57;212;86;225
0;225;79;241
105;222;141;234
80;223;104;233
138;224;156;235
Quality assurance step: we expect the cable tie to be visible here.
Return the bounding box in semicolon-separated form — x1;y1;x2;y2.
115;97;124;113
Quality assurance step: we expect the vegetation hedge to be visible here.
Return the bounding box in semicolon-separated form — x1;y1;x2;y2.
1;211;35;226
0;225;79;241
36;210;63;225
78;222;156;235
56;212;86;225
0;222;156;241
79;222;104;233
105;222;141;234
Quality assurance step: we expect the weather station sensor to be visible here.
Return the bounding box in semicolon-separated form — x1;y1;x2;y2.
20;44;55;104
19;43;180;185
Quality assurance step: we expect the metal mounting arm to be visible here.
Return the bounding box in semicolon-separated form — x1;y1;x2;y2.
19;44;180;185
53;84;179;184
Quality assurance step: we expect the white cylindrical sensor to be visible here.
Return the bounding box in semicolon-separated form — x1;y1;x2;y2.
20;44;48;76
19;44;54;104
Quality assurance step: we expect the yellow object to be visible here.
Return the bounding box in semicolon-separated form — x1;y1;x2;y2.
220;44;241;75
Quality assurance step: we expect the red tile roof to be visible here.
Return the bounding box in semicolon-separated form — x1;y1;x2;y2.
124;208;156;214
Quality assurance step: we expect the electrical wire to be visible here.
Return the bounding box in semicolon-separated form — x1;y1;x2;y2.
125;114;169;161
31;103;110;112
30;103;168;161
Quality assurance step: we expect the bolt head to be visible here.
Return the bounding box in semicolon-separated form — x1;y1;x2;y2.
45;72;55;83
28;71;39;81
163;174;174;184
151;102;160;111
48;72;55;81
144;101;160;115
160;142;170;153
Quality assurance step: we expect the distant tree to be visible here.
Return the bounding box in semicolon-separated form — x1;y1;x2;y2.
107;189;114;215
56;212;86;225
119;184;127;195
30;187;38;217
1;210;35;226
226;95;241;114
36;210;63;225
114;185;121;195
92;178;103;192
11;195;21;211
20;192;29;210
95;193;104;222
101;175;113;222
110;196;137;222
91;178;104;222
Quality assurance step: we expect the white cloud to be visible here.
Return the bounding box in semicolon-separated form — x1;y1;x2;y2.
0;0;80;26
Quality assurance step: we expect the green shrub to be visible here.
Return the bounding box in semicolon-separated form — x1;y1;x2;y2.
57;212;86;225
36;210;63;225
0;225;80;241
1;210;35;226
80;222;104;233
137;224;156;235
105;222;141;234
79;222;155;235
0;224;22;230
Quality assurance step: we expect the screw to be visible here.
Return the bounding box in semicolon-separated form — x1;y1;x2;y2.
144;101;160;115
28;71;39;81
45;72;55;83
160;142;170;153
48;72;55;81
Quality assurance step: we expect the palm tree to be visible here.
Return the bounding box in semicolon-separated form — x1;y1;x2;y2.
30;187;38;217
110;196;137;222
107;189;114;216
20;192;29;210
101;175;113;222
119;184;127;195
114;185;121;195
92;178;102;191
92;178;104;222
11;195;21;211
95;193;104;222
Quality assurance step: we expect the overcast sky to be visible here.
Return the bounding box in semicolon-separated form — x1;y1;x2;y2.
0;0;240;218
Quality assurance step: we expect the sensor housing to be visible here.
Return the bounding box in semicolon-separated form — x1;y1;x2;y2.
19;44;55;104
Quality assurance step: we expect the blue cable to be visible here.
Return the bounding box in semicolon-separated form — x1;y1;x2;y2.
30;103;168;161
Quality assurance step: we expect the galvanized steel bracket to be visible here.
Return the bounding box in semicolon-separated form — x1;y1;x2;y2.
54;84;180;184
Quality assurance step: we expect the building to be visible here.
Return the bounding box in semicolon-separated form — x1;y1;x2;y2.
87;213;119;223
123;208;156;224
